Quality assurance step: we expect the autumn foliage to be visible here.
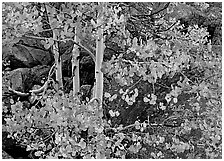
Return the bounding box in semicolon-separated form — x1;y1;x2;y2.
2;2;222;159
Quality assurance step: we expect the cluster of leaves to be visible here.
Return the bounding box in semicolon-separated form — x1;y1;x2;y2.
3;41;222;159
100;4;221;158
2;90;177;159
4;91;105;158
2;2;222;159
102;23;210;102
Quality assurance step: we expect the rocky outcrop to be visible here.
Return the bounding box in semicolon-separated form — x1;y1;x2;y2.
6;65;50;93
2;39;54;70
8;68;31;92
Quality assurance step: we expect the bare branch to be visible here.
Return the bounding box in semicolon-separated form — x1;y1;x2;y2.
24;35;96;63
8;87;30;97
150;2;170;17
8;63;56;97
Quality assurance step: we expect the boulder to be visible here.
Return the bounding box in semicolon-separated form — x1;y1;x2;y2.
24;45;54;66
30;65;51;85
16;36;47;50
2;150;14;159
8;68;31;92
6;65;51;93
2;40;54;70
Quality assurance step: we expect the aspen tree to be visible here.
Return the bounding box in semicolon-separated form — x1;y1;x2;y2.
72;25;80;96
52;32;63;90
94;3;105;105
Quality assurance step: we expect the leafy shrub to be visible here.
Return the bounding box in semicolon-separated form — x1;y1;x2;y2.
3;2;222;159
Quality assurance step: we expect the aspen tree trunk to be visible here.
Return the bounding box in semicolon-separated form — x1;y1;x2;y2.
94;17;104;105
72;26;80;97
45;5;63;91
53;32;63;90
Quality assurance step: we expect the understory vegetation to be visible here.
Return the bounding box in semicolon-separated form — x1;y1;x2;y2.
2;2;222;159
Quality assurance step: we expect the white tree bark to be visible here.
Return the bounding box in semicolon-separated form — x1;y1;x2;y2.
94;17;105;105
53;32;63;90
72;26;80;96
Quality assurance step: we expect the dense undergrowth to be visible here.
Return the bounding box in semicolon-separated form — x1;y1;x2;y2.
3;77;222;159
2;2;222;159
3;40;222;158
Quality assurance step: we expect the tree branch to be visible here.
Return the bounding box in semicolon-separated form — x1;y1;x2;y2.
8;87;30;97
150;2;170;17
24;35;96;63
8;63;56;97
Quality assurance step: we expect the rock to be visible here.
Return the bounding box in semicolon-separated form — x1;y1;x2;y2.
12;44;37;67
7;65;51;93
2;45;28;70
2;131;30;159
58;40;74;55
16;36;46;50
61;49;72;77
2;150;14;159
8;68;31;92
23;45;54;66
2;40;54;70
79;84;94;101
80;56;95;85
30;65;51;85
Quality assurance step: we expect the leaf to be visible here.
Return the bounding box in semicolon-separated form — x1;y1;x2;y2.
135;121;140;130
79;138;86;149
26;145;32;151
119;88;124;94
159;136;165;143
50;18;59;29
40;6;45;12
34;151;44;157
96;152;106;159
115;111;120;116
10;99;14;104
109;110;115;117
149;99;156;105
3;106;8;113
111;94;118;99
151;93;157;101
104;92;111;98
159;104;166;110
44;42;51;49
48;38;54;46
132;37;138;49
165;94;172;103
151;68;157;80
127;101;134;106
134;88;138;93
143;97;150;103
176;144;187;153
128;145;139;153
91;19;96;28
129;67;135;77
173;97;178;103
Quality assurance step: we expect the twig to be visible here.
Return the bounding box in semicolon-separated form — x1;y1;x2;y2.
179;71;197;85
8;87;30;97
38;128;58;144
42;63;56;96
202;73;220;83
149;2;170;17
155;82;170;89
160;114;181;126
152;82;155;94
157;21;178;33
126;77;143;93
31;126;54;129
8;64;55;103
